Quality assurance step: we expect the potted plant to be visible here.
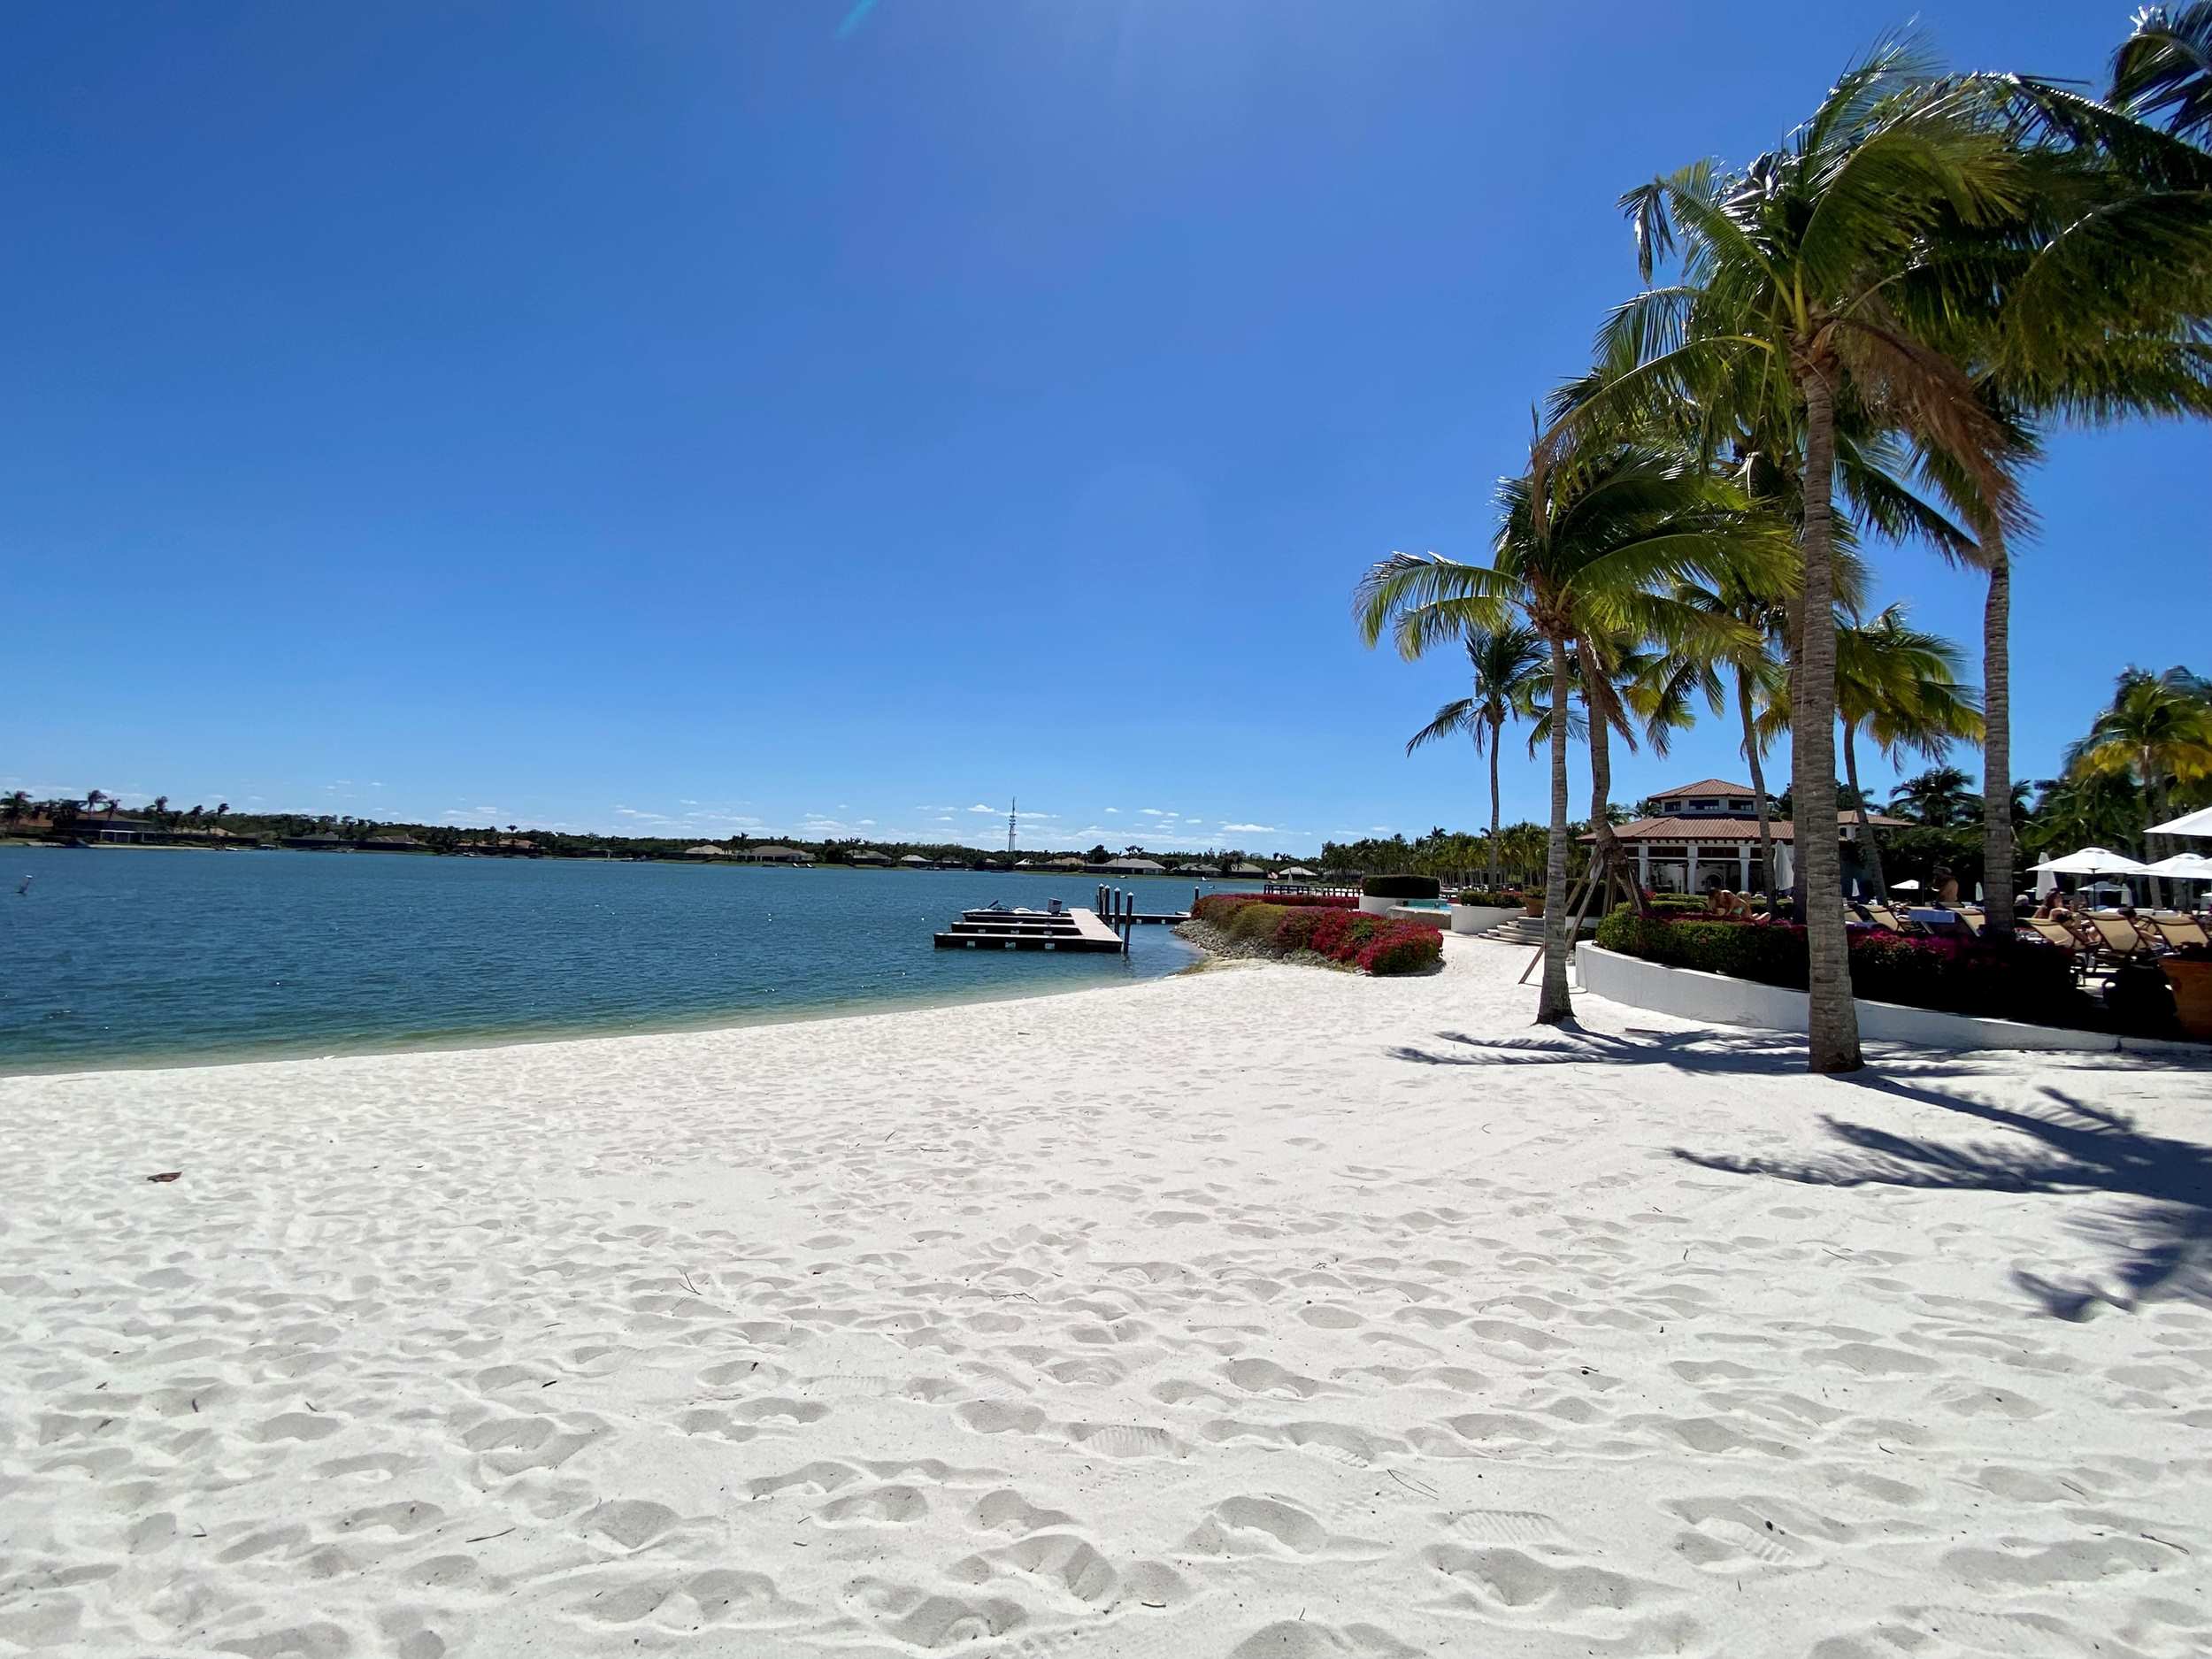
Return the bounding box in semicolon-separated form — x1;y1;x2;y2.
2161;944;2212;1042
1360;873;1440;917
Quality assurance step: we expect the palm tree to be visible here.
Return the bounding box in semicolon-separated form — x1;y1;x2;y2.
214;801;229;819
2;790;27;826
2112;4;2212;139
2066;666;2212;899
1900;63;2212;944
1575;42;2027;1071
1832;608;1984;899
1403;626;1546;888
1358;443;1786;1024
1889;764;1978;828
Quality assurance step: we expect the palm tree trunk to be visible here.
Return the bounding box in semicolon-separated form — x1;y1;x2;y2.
1739;667;1777;907
1979;541;2015;941
2143;761;2166;910
1536;634;1574;1025
1794;368;1862;1073
1486;713;1502;890
1843;724;1886;899
1578;641;1632;916
1782;595;1808;924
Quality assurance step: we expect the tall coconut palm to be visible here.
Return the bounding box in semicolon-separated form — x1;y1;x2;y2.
1403;626;1546;888
1573;42;2028;1070
2;790;27;826
2066;665;2212;899
1833;607;1984;899
2112;4;2212;140
1888;764;1979;827
1901;64;2212;943
1357;443;1788;1024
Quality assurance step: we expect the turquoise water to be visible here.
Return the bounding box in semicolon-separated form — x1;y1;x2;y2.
0;849;1229;1074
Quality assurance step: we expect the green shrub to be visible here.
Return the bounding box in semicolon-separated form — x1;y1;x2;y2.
1362;874;1441;900
1225;902;1288;943
1454;888;1517;906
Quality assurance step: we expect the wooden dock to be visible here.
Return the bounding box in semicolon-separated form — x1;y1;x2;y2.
931;887;1194;954
933;907;1126;952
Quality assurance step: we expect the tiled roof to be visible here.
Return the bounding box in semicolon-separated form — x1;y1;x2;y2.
1655;779;1755;798
1597;811;1911;842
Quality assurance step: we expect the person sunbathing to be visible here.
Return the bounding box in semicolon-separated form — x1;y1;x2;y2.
1708;889;1749;919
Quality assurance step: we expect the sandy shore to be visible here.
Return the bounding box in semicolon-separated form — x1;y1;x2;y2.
4;937;2209;1657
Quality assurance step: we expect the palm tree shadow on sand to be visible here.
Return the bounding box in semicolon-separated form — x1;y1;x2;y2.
1391;1023;2212;1317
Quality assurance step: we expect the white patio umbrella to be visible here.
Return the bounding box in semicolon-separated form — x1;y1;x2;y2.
2142;851;2212;879
2026;847;2151;876
2147;804;2212;838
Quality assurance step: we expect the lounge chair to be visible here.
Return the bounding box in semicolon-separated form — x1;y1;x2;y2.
2024;919;2097;979
2080;915;2156;964
1861;903;1922;935
2145;914;2209;950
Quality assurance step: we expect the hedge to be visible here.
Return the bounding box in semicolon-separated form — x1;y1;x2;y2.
1189;894;1442;976
1362;874;1442;901
1593;907;2079;1022
1454;888;1519;906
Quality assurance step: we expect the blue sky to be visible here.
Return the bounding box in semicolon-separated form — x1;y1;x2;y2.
5;3;2201;855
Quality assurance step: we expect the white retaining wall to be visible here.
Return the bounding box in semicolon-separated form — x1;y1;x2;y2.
1575;943;2200;1056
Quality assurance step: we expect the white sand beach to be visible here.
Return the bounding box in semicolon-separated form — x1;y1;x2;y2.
4;937;2209;1658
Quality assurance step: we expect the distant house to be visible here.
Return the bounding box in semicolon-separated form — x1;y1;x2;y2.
737;844;815;864
284;830;349;850
847;849;894;865
1273;864;1319;879
357;833;422;853
83;815;156;843
1046;856;1086;871
1102;856;1166;874
1227;861;1265;877
1180;863;1219;878
898;853;931;867
684;842;733;860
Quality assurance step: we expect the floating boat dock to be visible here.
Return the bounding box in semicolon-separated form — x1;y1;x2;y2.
934;906;1125;952
932;887;1196;954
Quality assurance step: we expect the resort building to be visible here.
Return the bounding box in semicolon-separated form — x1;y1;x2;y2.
735;844;816;864
1599;778;1911;895
1274;864;1319;879
846;849;894;865
1227;861;1265;877
1100;856;1167;875
683;842;733;860
80;815;156;842
899;854;932;867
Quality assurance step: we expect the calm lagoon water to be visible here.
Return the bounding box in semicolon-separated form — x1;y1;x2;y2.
0;850;1229;1074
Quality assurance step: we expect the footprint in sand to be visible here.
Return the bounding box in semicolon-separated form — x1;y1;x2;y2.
1184;1494;1386;1561
818;1484;928;1526
1226;1619;1421;1657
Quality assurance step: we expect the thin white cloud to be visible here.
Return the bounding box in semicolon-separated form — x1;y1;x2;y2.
1140;808;1165;817
1219;822;1275;834
967;803;997;814
1104;808;1119;814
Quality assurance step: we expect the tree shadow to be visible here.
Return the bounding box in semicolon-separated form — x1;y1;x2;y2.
1387;1020;1993;1082
1676;1077;2212;1317
1390;1020;2212;1315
